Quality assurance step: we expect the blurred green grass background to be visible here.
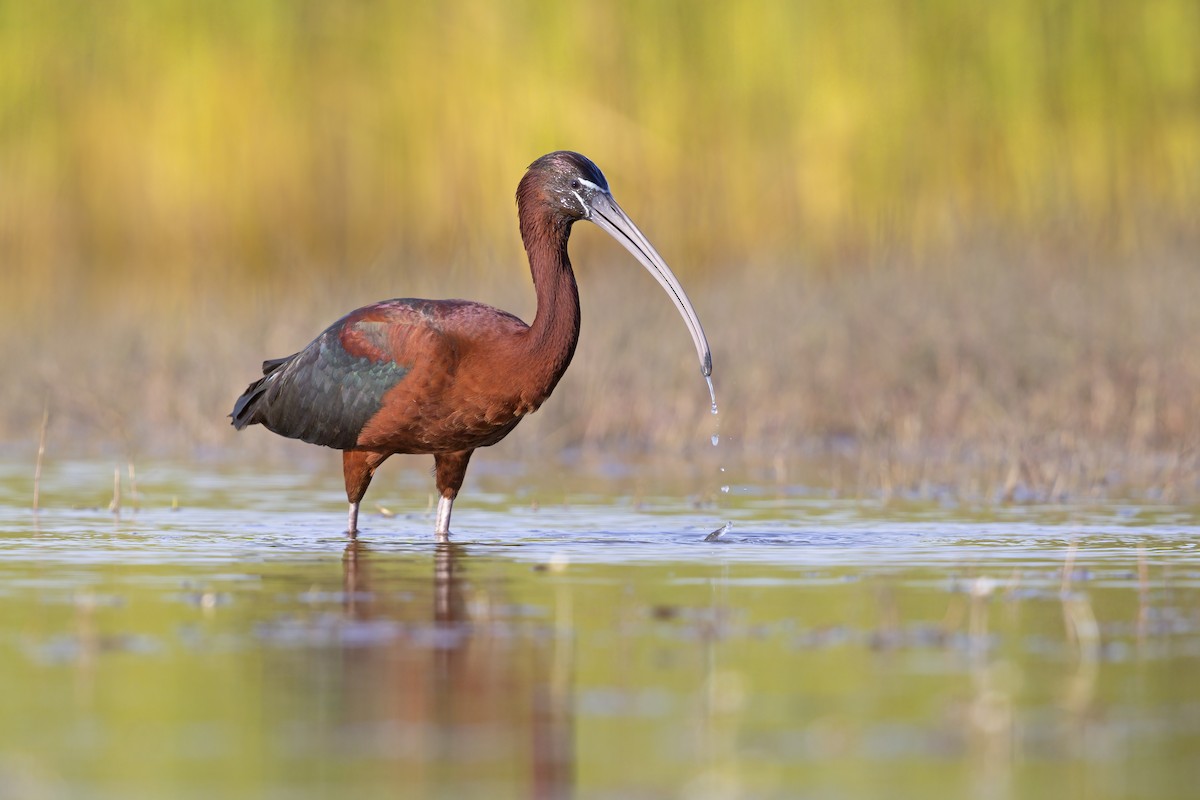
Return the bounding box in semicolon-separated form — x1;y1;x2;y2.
2;1;1198;499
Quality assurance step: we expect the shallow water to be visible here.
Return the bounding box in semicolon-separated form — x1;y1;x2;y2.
2;458;1199;799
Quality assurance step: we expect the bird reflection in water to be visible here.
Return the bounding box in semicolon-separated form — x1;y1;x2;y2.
339;541;574;797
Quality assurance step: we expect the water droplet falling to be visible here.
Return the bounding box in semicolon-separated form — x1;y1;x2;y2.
703;375;725;523
706;376;721;447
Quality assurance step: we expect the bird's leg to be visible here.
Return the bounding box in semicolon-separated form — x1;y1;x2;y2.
342;449;389;536
432;449;475;542
434;495;454;542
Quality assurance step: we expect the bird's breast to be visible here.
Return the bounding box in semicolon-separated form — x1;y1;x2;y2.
354;369;546;454
351;316;565;454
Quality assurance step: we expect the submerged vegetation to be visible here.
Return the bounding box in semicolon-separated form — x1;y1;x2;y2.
1;1;1198;500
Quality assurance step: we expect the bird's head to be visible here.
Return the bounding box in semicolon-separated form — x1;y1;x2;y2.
518;150;611;224
517;151;712;378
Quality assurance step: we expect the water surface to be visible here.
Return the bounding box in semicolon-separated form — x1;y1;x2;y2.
2;459;1198;799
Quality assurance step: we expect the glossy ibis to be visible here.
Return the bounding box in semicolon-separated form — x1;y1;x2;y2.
231;151;712;539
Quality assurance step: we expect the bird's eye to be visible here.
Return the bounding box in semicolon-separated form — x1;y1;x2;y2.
570;179;580;190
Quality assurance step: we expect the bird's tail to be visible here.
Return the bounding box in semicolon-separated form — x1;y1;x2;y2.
230;356;292;430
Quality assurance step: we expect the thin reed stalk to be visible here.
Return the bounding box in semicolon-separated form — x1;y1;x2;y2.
108;466;121;515
32;403;48;512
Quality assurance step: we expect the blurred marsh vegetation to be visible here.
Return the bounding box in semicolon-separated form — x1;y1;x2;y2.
1;1;1198;499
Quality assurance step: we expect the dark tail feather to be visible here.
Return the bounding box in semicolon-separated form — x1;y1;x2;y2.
230;355;294;430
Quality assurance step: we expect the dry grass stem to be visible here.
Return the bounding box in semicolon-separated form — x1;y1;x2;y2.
32;403;48;512
108;466;121;515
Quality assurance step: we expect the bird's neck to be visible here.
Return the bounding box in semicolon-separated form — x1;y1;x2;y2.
519;214;581;397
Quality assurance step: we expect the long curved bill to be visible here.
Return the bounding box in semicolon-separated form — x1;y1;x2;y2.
588;192;713;377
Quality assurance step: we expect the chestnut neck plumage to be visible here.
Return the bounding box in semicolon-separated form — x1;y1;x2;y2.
514;203;581;402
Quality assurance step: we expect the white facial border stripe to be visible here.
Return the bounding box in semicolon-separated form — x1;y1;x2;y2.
571;190;589;218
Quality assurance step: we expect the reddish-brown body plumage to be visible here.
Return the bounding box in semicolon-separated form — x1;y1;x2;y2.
232;152;711;539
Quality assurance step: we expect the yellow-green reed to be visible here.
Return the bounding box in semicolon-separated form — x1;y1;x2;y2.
2;0;1196;295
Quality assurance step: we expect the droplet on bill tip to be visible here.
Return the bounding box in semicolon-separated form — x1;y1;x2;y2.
705;375;718;415
711;434;719;446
